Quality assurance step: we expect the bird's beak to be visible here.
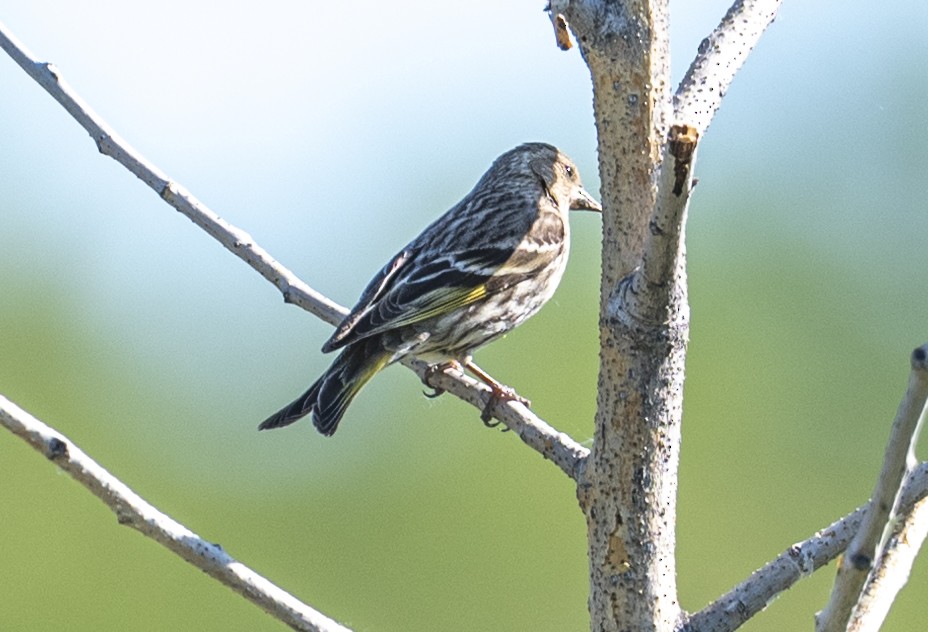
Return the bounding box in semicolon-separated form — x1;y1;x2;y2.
570;186;603;212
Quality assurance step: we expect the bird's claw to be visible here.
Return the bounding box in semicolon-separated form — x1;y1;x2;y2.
421;361;462;400
423;360;529;433
422;386;445;399
480;386;530;430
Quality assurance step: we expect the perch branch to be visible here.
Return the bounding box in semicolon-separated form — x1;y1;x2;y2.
0;20;588;480
404;356;589;480
0;395;351;632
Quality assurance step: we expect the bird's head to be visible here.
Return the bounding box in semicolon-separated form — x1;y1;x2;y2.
515;143;602;214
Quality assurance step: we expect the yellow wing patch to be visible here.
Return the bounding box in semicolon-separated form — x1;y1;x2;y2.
383;283;488;330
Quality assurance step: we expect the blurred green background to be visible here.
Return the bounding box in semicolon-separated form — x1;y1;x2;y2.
2;1;927;630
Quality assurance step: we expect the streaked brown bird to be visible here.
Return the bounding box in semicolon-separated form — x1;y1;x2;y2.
259;142;601;436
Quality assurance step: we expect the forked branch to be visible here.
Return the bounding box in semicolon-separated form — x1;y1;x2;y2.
683;462;928;632
817;344;928;631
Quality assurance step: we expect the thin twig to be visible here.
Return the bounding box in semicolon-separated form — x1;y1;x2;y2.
817;344;928;632
674;0;782;135
681;462;928;632
0;20;588;480
0;23;345;327
0;395;351;632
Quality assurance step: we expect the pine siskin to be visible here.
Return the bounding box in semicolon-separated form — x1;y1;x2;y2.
259;142;601;436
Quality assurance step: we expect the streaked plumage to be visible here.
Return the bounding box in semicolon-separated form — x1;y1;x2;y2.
260;142;600;436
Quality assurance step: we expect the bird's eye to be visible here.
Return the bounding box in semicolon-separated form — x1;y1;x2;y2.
564;164;574;177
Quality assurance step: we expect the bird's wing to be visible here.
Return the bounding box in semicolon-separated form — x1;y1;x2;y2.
323;248;414;352
321;245;515;352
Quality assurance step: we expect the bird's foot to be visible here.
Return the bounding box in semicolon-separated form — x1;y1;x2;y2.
480;384;530;428
423;359;530;430
421;360;463;399
462;360;530;429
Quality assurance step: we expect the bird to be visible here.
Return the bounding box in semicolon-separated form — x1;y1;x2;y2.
259;142;601;436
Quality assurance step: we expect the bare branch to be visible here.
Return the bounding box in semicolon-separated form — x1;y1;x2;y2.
0;21;345;327
817;344;928;632
0;21;587;479
0;395;352;632
682;462;928;632
674;0;782;134
407;357;589;480
848;495;928;631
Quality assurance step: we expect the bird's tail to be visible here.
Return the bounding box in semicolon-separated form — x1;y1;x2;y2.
258;338;392;436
